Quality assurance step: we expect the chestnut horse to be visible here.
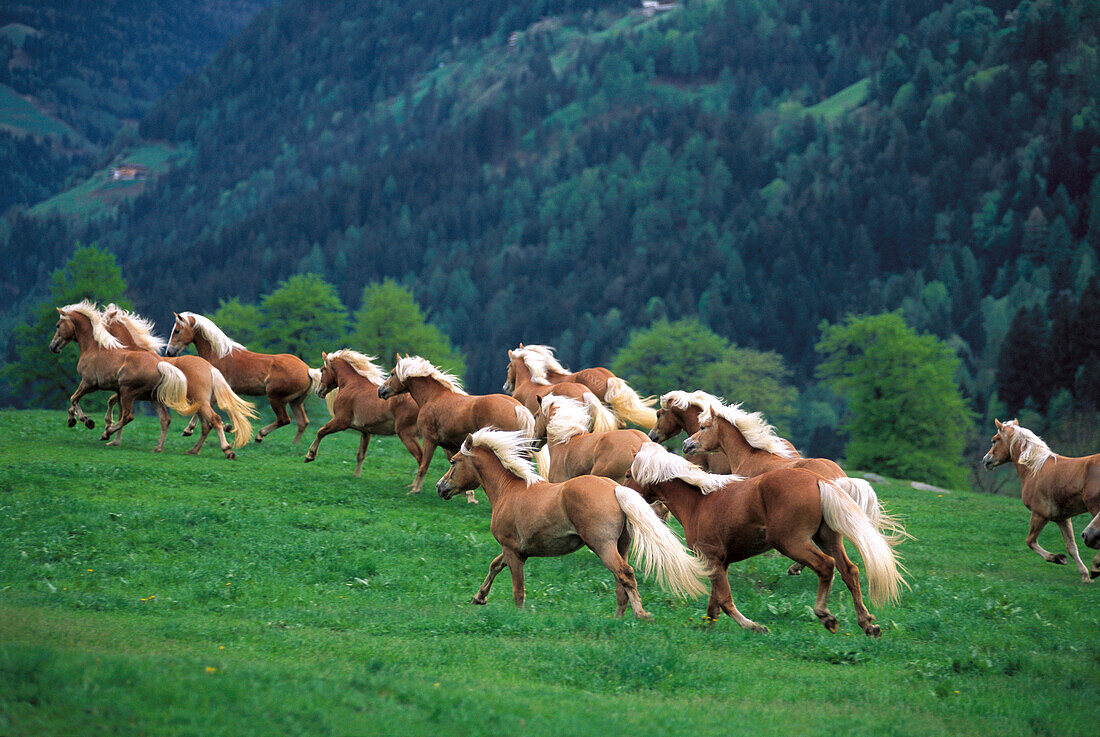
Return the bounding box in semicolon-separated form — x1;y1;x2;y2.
166;312;320;443
625;443;906;636
304;350;422;479
102;305;256;458
503;349;619;433
377;355;536;501
435;429;708;617
507;344;657;428
982;419;1100;582
49;301;190;450
648;391;733;474
532;394;649;484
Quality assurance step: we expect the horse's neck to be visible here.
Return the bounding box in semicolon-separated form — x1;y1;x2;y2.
110;325;150;353
513;361;535;388
717;420;759;460
334;361;372;389
471;451;527;506
676;408;702;435
70;317;102;354
652;479;703;533
405;375;453;405
190;332;219;360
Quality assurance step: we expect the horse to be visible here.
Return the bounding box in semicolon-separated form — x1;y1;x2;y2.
49;301;191;450
506;344;657;428
648;391;734;474
982;419;1100;582
503;349;619;433
101;305;256;459
304;350;422;478
435;429;709;618
165;312;321;443
532;394;650;484
377;355;536;501
624;443;906;636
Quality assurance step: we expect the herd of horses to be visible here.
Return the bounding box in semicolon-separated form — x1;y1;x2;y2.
47;301;1100;637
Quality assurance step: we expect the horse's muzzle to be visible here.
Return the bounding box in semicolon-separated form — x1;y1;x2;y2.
377;386;391;399
436;479;458;500
683;438;701;455
648;428;666;442
164;344;181;357
1082;525;1100;549
981;454;997;470
48;339;63;353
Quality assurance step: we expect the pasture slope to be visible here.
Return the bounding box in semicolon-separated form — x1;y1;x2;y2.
1;409;1097;736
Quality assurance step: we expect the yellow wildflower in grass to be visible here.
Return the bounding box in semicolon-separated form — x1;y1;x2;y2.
205;667;217;674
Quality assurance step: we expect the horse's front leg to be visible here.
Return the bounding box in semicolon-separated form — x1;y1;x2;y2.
408;437;437;494
304;418;349;464
68;379;96;429
472;552;507;605
101;389;137;441
504;549;527;609
1026;512;1066;564
289;397;309;443
1054;519;1093;583
709;567;768;633
181;414;200;437
353;433;371;477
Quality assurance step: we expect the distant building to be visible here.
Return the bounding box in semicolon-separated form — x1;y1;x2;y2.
111;163;148;181
641;0;679;17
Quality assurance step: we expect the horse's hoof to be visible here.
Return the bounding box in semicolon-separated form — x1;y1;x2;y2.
471;597;487;606
185;448;199;455
1052;554;1068;565
749;623;770;634
304;455;315;463
67;417;77;428
254;435;263;444
865;624;882;638
787;565;803;575
636;611;654;621
225;452;236;461
181;431;193;437
822;616;839;633
406;489;422;495
1090;569;1100;580
105;440;121;447
99;432;110;441
84;419;95;429
225;424;234;433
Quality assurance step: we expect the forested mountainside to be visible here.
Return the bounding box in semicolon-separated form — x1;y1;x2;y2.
4;0;1099;423
0;0;270;211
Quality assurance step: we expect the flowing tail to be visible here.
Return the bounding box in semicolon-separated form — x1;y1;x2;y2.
514;405;536;438
210;367;258;449
832;476;909;543
154;362;191;414
325;387;338;418
819;480;908;607
583;391;619;433
307;368;323;397
614;485;709;598
604;377;658;429
534;445;551;478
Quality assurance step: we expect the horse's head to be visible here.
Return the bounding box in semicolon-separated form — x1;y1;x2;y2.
165;313;196;357
49;308;77;353
1082;511;1100;550
621;468;655;503
377;371;407;399
436;437;481;500
649;406;682;443
982;418;1017;469
317;352;338;398
503;354;517;394
683;414;720;456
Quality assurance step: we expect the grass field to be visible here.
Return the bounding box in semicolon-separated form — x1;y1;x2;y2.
0;84;84;142
2;408;1098;736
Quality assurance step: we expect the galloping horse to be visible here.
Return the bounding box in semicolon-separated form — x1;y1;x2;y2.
507;344;657;428
982;419;1100;582
166;312;320;443
503;348;618;432
304;350;422;479
683;397;888;532
377;355;536;501
532;394;649;484
49;301;191;450
648;391;733;474
436;429;708;618
625;443;906;636
102;305;256;458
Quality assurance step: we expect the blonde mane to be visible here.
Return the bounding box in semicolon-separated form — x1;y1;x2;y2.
462;428;544;486
1002;420;1053;473
541;395;593;444
629;442;744;495
326;349;386;385
60;300;123;350
179;312;245;358
661;390;727;416
700;401;799;458
515;345;570;386
393;356;467;395
102;304;167;353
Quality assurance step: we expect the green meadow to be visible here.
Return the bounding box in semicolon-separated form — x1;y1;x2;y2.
1;409;1097;736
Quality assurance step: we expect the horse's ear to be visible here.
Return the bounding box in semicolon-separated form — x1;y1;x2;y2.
321;351;328;361
56;307;65;314
994;419;1003;430
463;432;474;446
535;394;543;406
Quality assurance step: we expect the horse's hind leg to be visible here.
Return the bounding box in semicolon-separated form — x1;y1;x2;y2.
776;535;844;635
256;398;291;442
589;535;650;620
817;528;880;637
1026;512;1067;564
472;552;508;605
181;414;200;437
353;433;371;477
187;406;222;457
151;401;171;452
104;393;118;429
503;549;527;609
1054;519;1093;584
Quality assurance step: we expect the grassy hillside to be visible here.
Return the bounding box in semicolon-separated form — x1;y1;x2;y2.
2;409;1097;735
